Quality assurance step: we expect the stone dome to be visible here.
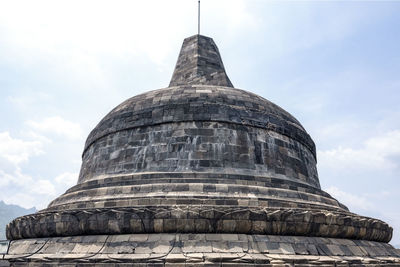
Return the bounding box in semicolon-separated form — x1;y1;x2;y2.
79;85;317;187
5;34;398;267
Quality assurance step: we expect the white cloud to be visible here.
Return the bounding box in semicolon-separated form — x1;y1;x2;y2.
55;172;78;187
245;2;371;59
326;186;374;211
7;91;53;111
23;131;53;144
0;167;56;209
26;116;83;140
0;0;194;67
365;130;400;157
0;131;43;165
5;192;37;210
318;130;400;171
31;179;57;196
207;0;259;33
0;170;58;209
0;0;258;93
0;168;32;187
0;131;58;208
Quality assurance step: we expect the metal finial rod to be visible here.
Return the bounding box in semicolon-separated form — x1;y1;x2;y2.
198;0;200;35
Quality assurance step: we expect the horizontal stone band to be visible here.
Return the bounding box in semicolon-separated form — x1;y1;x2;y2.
67;172;332;199
48;183;345;212
7;206;392;242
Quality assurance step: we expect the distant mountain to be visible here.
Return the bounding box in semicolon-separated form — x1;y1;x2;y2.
0;201;36;240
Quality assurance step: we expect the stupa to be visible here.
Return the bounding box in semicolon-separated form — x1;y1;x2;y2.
4;34;400;266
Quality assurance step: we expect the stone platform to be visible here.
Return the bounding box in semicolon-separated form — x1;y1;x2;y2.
5;234;400;266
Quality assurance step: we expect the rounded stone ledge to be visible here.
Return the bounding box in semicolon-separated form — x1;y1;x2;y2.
4;233;400;266
7;206;392;242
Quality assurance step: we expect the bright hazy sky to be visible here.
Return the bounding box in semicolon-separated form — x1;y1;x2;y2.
0;0;399;245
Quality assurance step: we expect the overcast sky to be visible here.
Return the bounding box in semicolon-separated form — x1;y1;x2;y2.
0;0;399;245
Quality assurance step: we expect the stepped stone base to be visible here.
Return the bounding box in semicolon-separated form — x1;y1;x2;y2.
5;234;400;266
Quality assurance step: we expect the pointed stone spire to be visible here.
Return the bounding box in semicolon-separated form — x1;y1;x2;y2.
169;35;234;87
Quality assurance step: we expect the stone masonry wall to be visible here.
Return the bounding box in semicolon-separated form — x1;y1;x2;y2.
79;121;319;188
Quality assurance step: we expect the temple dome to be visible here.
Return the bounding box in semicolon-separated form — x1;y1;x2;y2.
80;85;317;185
7;35;393;252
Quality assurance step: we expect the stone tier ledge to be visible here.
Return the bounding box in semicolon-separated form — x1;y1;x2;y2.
48;183;344;211
7;206;392;242
67;172;337;201
72;173;326;195
44;195;347;214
